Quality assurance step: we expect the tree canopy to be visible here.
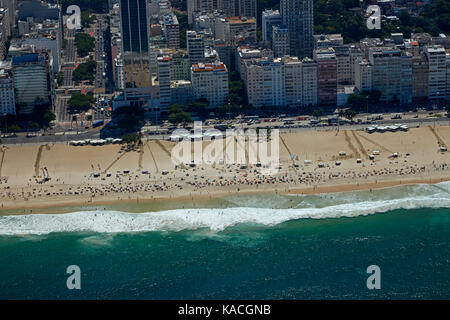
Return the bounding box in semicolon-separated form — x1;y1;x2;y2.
168;104;192;125
73;59;97;84
68;92;95;113
75;33;95;57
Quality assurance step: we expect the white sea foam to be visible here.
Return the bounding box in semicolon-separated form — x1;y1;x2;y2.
1;182;450;235
0;183;450;235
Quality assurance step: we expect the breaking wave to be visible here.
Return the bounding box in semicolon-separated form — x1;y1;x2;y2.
1;182;450;235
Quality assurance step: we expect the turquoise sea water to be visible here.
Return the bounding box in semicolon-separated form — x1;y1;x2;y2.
0;183;449;299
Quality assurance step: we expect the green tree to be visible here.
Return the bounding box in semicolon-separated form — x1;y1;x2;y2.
7;124;20;133
187;98;209;119
75;33;95;57
344;109;356;121
73;59;97;84
168;104;192;125
68;92;95;113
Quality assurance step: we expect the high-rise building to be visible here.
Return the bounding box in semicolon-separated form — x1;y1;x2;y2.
0;8;10;60
215;16;256;47
187;30;205;66
157;56;171;114
334;45;352;87
272;25;289;58
314;34;343;50
171;80;193;105
446;53;450;101
0;68;15;116
214;40;231;70
12;53;50;114
191;61;229;108
163;13;180;49
354;58;372;93
301;57;318;107
369;47;402;102
217;0;257;19
244;56;317;108
314;48;337;105
170;50;191;81
236;46;273;76
217;0;237;18
411;52;428;101
0;0;15;27
119;0;151;104
261;9;281;44
187;0;217;24
424;45;446;100
281;0;314;58
237;0;257;18
400;52;412;104
245;58;284;107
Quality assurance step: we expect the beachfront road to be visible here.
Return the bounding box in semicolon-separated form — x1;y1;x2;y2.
1;116;449;146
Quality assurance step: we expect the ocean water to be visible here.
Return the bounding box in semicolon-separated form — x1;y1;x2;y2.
0;183;449;299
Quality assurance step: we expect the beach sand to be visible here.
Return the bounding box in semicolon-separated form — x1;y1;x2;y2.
1;125;449;213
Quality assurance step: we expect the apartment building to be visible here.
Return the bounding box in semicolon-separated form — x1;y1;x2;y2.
334;45;352;87
171;80;193;105
244;56;317;108
314;48;337;105
411;52;429;101
261;9;281;44
0;68;15;116
281;0;314;58
424;45;446;100
400;52;412;104
170;49;190;81
354;58;372;93
163;13;180;49
446;53;450;100
215;16;256;47
187;30;205;66
272;25;289;58
157;55;172;114
12;52;51;114
369;47;402;102
191;62;229;108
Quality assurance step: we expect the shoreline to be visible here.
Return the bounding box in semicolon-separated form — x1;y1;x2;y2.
1;175;449;215
1;126;450;215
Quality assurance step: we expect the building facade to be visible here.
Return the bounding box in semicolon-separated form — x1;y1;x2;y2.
119;0;152;105
424;46;446;100
0;68;15;116
272;25;289;58
262;9;281;44
314;48;337;105
187;30;205;66
191;62;229;108
12;53;50;114
369;47;402;102
280;0;314;58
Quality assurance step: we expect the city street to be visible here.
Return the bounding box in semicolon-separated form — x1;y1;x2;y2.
93;14;107;90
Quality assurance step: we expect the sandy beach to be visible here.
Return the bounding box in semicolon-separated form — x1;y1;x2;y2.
1;125;450;213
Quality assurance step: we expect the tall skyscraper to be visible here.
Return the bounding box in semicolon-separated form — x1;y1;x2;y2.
119;0;151;104
280;0;314;58
187;30;205;66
